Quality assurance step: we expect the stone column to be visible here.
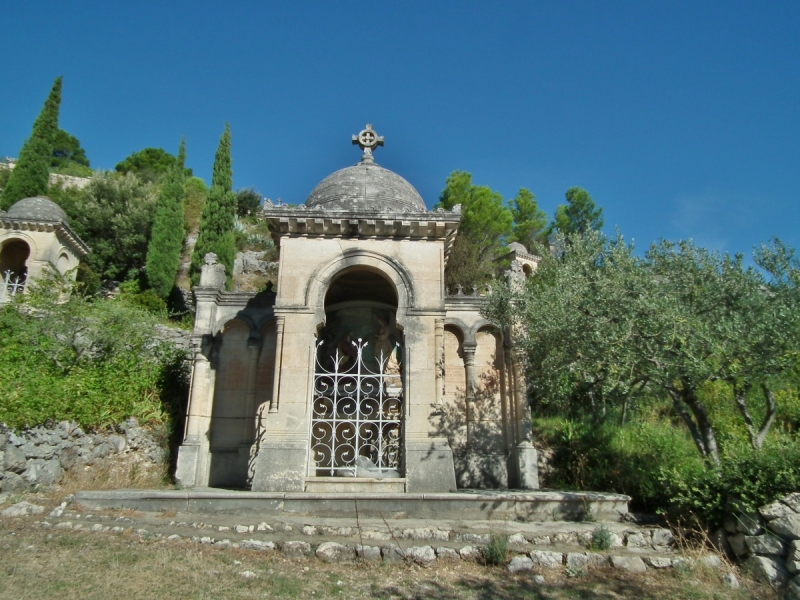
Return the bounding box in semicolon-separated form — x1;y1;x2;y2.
242;337;261;444
463;343;476;445
175;335;214;487
269;316;285;414
434;318;444;406
511;352;539;489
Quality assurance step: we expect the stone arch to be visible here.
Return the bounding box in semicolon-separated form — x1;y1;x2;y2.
57;251;71;274
466;318;497;347
305;249;414;324
213;312;258;338
0;237;32;282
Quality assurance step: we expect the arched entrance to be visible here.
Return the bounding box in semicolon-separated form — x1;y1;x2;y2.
0;239;31;297
310;269;404;478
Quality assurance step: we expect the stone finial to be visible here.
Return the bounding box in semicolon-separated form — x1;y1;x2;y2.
471;284;478;296
352;124;384;164
451;204;462;214
456;284;463;296
199;253;226;289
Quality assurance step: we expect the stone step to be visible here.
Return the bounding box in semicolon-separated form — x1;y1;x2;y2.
74;488;631;522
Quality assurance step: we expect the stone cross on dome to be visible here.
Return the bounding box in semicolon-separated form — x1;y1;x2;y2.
352;124;384;164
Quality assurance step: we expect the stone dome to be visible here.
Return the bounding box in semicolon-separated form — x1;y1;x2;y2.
7;196;69;225
305;162;426;213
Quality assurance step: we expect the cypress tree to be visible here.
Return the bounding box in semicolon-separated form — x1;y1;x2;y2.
191;124;236;287
145;140;187;299
1;77;62;210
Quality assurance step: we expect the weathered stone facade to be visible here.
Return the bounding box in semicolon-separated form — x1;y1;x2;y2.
176;127;539;493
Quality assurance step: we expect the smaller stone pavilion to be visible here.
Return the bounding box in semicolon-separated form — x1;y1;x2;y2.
0;196;90;302
176;126;539;494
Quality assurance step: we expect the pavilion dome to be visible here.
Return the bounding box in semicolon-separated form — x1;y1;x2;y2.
6;196;69;225
305;161;427;213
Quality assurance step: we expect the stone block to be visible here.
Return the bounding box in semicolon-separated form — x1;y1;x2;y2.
239;539;276;552
355;545;381;562
530;550;563;569
736;513;764;536
786;577;800;600
382;546;405;563
281;541;311;558
645;556;673;568
610;556;647;572
508;533;527;545
722;572;740;589
23;458;63;486
508;556;533;573
651;528;674;548
3;445;26;474
787;540;800;574
761;501;796;521
531;536;551;545
406;546;436;566
0;472;27;493
782;494;800;514
316;542;355;562
747;555;789;589
745;534;786;557
552;532;578;546
1;501;45;517
435;547;460;560
625;532;648;548
459;546;481;561
107;435;127;453
565;552;591;571
728;533;749;557
768;515;800;541
0;433;6;450
461;533;490;545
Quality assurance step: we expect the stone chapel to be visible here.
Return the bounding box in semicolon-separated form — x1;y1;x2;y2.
175;126;539;493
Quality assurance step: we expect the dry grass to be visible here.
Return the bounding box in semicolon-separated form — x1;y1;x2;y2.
0;517;777;600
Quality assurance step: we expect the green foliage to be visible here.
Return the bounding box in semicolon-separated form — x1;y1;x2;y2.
145;140;187;298
115;147;192;183
436;171;513;289
0;165;11;191
486;232;800;465
191;124;236;287
590;526;612;550
1;77;62;210
549;187;604;236
49;172;157;280
183;176;207;233
51;128;90;175
118;279;168;316
236;187;262;217
483;533;508;566
509;188;548;250
665;439;800;528
0;270;188;429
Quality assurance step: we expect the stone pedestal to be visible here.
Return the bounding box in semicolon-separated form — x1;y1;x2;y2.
175;444;202;487
250;439;308;492
516;441;539;490
404;438;457;493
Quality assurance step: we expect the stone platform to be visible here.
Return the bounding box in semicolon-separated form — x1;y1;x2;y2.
74;488;630;522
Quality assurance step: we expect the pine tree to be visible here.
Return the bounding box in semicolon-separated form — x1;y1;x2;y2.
190;124;236;287
145;139;187;298
1;77;62;210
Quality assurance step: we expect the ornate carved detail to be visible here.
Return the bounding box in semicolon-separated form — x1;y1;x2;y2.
310;338;403;477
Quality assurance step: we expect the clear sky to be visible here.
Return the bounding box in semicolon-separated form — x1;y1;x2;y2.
2;1;799;256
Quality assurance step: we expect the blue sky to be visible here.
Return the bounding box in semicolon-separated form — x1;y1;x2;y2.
2;1;799;256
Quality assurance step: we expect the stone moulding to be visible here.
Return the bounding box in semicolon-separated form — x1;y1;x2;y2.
0;216;91;257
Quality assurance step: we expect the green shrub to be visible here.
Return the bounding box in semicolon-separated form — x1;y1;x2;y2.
590;526;612;550
663;440;800;528
483;533;508;566
0;275;188;430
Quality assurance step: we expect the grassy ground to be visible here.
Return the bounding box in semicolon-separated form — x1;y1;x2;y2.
0;515;775;600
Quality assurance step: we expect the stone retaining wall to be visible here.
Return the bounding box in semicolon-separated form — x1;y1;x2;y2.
717;493;800;597
0;419;163;494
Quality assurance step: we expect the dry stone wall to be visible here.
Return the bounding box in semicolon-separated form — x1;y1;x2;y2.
717;493;800;596
0;418;163;494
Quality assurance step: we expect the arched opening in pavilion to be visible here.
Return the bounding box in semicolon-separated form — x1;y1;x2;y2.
310;268;404;478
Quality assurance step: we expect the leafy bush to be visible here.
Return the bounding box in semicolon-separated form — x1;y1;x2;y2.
0;273;188;430
664;440;800;527
483;533;508;566
590;526;612;550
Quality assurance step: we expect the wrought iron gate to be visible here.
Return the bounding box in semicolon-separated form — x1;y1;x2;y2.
310;338;403;476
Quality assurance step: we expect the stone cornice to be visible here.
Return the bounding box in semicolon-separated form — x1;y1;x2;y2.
262;208;460;258
0;216;91;257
